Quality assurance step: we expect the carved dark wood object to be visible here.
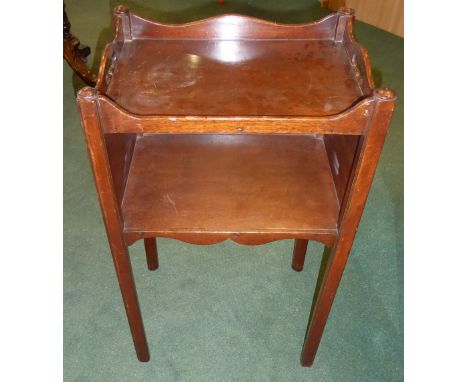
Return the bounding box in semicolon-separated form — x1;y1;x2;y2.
63;3;97;86
76;6;396;367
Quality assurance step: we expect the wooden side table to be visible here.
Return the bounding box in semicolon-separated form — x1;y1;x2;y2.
76;6;396;367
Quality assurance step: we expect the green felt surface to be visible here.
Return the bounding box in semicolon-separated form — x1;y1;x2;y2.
64;1;403;380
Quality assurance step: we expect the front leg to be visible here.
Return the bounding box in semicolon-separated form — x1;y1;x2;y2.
300;242;347;366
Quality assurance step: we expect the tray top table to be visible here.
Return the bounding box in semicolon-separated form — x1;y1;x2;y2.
106;38;362;116
77;6;396;367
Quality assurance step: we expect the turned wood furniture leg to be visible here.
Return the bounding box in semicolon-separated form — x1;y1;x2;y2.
77;87;150;362
292;239;308;272
300;88;397;366
144;238;159;271
63;2;97;86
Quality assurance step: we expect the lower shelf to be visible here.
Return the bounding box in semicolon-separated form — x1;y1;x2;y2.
122;134;339;244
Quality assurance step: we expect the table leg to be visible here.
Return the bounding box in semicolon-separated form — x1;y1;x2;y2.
292;239;308;272
300;241;347;366
77;88;149;362
110;241;150;362
144;238;159;271
300;88;397;366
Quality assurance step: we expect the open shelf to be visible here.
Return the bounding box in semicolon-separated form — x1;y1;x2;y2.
122;134;340;238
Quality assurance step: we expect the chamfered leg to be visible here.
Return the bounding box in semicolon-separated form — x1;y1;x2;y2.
144;238;159;271
300;88;397;366
300;243;345;366
77;87;150;362
292;239;308;272
111;242;150;362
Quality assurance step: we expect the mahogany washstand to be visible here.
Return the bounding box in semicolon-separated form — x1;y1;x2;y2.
76;6;396;367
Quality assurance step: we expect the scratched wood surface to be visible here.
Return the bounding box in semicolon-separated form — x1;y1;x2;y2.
97;7;373;120
105;39;363;116
122;134;339;244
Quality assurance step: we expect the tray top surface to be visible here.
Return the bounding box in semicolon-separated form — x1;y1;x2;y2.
106;39;363;116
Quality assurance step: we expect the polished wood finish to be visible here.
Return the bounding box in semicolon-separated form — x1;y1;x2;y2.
77;87;149;361
105;38;361;116
144;238;159;271
324;134;360;206
76;6;396;367
104;133;136;204
292;239;309;272
129;11;339;40
63;3;97;86
122;134;339;247
301;88;396;366
96;94;374;135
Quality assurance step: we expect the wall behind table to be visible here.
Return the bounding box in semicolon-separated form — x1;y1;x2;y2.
323;0;404;37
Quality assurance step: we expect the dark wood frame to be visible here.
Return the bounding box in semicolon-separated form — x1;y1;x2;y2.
76;6;396;367
63;3;97;86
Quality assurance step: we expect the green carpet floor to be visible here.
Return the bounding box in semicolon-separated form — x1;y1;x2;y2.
64;1;403;380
